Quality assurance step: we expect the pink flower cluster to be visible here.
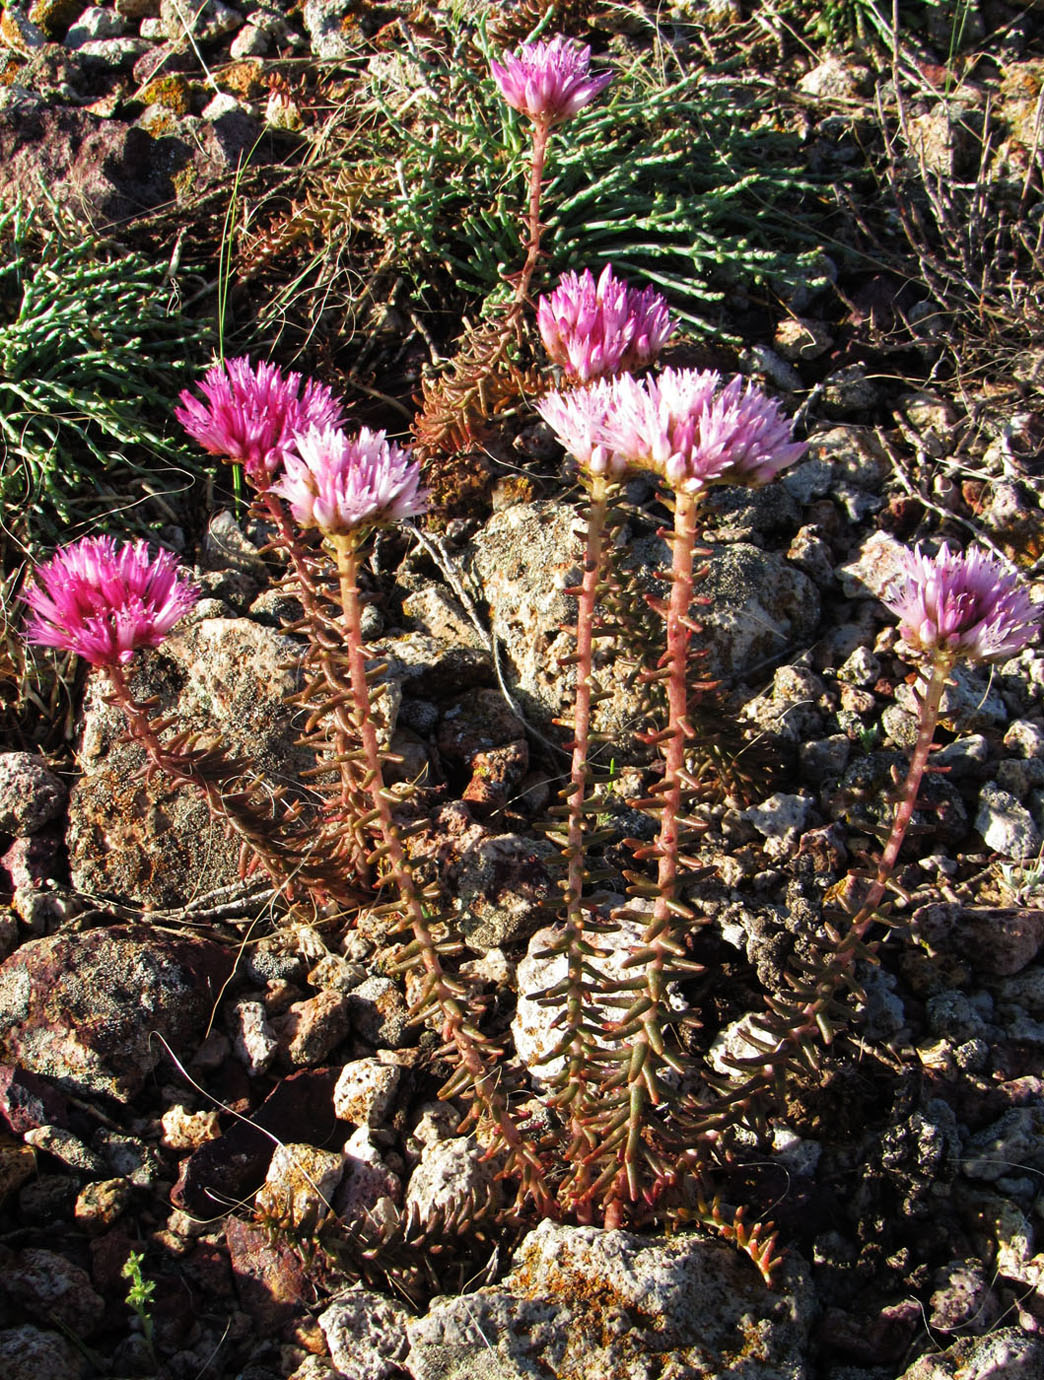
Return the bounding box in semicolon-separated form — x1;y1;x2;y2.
175;357;343;485
537;265;675;383
536;367;806;490
177;355;426;535
22;536;198;668
882;543;1040;666
490;35;611;125
273;426;427;536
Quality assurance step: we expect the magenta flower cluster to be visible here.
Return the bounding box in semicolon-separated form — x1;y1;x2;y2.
490;35;611;125
536;366;807;491
175;357;343;485
882;543;1040;666
273;426;427;537
537;265;676;383
22;536;198;668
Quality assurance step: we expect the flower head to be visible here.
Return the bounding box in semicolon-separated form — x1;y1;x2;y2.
490;35;611;124
882;543;1041;666
599;368;805;493
272;426;427;536
175;356;343;485
684;375;808;488
22;536;198;668
538;368;804;493
537;265;676;383
535;378;623;478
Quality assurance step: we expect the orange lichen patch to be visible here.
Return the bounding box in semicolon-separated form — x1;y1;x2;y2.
138;104;187;139
0;55;22;86
1000;59;1044;102
138;74;193;115
0;1135;36;1205
999;60;1044;146
219;60;265;101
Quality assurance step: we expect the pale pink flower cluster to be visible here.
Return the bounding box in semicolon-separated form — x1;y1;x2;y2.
537;367;805;491
175;357;343;485
273;426;427;536
537;265;675;383
23;536;198;668
533;379;621;477
490;35;611;124
882;543;1040;666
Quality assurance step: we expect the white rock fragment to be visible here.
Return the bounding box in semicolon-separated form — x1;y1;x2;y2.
230;998;278;1075
405;1137;497;1230
745;793;814;860
160;1104;221;1150
320;1289;411;1380
976;783;1042;860
254;1142;344;1233
333;1058;402;1127
513;915;688;1086
335;1126;401;1224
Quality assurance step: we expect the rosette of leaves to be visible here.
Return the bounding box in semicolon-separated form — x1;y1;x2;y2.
0;205;209;551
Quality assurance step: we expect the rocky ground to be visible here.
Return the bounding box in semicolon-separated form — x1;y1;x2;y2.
2;2;1044;1379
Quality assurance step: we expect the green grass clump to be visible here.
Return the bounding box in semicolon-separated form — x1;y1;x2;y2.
0;204;210;550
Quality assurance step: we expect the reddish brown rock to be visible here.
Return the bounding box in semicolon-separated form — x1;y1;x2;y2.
275;990;351;1067
462;741;529;812
0;1064;72;1134
225;1217;310;1334
0;1247;105;1339
953;907;1044;976
0;926;234;1101
172;1069;338;1219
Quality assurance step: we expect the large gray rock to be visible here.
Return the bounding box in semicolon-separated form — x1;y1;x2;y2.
898;1326;1043;1380
467;503;820;745
0;753;66;835
67;616;312;909
0;1324;85;1380
406;1219;815;1380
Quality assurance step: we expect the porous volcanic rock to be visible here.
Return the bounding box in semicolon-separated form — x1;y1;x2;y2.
67;615;312;909
468;501;820;743
0;925;233;1100
406;1218;815;1380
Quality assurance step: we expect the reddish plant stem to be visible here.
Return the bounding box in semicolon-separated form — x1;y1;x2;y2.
858;657;950;921
652;492;698;941
332;534;553;1212
612;491;700;1214
801;657;951;1026
562;471;609;1006
691;657;953;1140
552;472;612;1215
262;490;370;879
512;115;552;313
